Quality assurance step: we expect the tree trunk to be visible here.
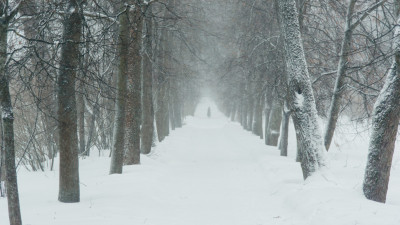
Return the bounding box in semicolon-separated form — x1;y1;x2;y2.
0;118;4;197
57;1;82;203
241;86;248;129
264;89;273;144
172;82;182;128
110;3;129;174
125;2;143;165
363;61;400;203
141;6;155;155
156;82;168;142
247;95;254;131
277;0;325;179
85;96;99;156
0;18;22;224
363;3;400;202
1;79;22;225
324;0;356;151
279;101;291;156
265;99;282;146
230;103;236;121
169;88;176;131
252;92;263;139
77;81;85;155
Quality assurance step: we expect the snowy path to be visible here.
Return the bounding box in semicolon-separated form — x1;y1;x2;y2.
2;98;400;225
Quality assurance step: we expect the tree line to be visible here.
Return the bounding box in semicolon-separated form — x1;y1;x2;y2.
1;0;400;224
214;0;399;204
0;0;202;224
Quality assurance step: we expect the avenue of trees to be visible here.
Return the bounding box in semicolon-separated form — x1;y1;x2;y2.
214;0;399;203
0;0;399;224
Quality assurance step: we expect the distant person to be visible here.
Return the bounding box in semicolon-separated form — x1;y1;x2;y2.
207;107;211;118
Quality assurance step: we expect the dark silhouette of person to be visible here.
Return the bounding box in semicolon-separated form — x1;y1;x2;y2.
207;107;211;118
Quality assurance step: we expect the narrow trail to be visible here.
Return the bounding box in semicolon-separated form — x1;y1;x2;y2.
2;98;400;225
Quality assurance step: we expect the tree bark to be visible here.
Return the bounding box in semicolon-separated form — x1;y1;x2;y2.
85;96;99;156
0;18;22;223
172;81;182;128
265;99;282;146
0;118;4;197
230;103;236;121
77;81;85;155
279;101;291;156
57;0;82;203
363;3;400;202
264;89;273;144
156;81;169;142
141;6;155;155
247;95;254;131
252;91;263;139
125;2;143;165
110;3;129;174
277;0;325;179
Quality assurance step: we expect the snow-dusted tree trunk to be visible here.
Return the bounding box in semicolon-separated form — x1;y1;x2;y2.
110;2;129;174
277;0;325;179
57;0;82;203
363;3;400;203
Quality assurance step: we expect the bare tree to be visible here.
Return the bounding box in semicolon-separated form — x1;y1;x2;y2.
324;0;388;151
277;0;326;179
0;1;24;224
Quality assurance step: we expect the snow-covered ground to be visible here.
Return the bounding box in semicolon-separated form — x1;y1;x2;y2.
1;98;400;225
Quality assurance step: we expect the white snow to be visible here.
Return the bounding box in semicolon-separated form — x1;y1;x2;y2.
294;91;304;108
1;98;400;225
